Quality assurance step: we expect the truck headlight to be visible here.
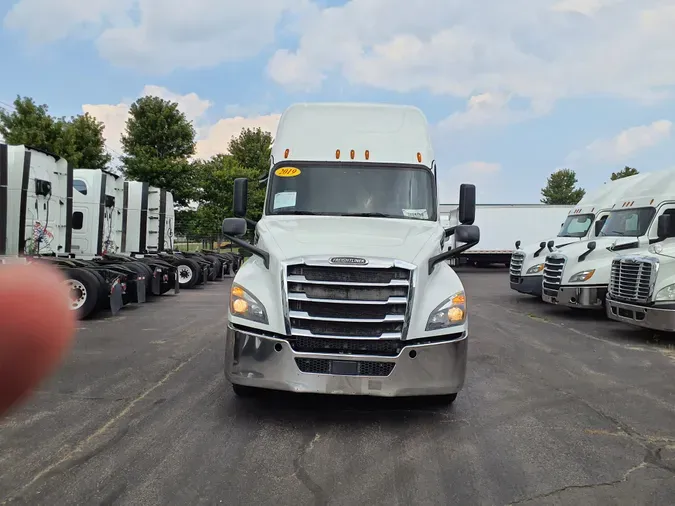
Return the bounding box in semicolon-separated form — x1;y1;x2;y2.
526;264;544;274
655;284;675;301
426;291;466;331
568;269;595;283
230;284;268;324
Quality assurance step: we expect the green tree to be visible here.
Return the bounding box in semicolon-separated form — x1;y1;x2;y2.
227;127;273;177
179;154;266;237
121;96;196;160
121;96;197;205
0;96;63;150
610;166;639;180
0;96;111;169
540;168;586;205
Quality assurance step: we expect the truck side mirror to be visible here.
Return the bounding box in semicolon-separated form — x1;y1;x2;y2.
233;178;248;218
222;217;247;238
657;214;672;239
458;184;476;225
455;224;480;244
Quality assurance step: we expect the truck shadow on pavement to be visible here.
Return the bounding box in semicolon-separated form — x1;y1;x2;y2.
223;390;463;427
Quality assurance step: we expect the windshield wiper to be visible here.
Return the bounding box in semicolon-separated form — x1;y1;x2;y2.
275;210;325;215
340;212;400;218
603;230;626;236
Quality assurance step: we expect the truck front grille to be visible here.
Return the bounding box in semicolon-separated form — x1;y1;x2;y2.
295;358;395;377
285;263;412;341
608;257;657;303
510;251;525;279
543;255;566;296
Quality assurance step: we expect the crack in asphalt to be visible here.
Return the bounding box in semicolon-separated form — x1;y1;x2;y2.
292;432;327;506
0;347;208;505
506;461;649;505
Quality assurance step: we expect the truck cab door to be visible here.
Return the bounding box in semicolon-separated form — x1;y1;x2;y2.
71;206;90;255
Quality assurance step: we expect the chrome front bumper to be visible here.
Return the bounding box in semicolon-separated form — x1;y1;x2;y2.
224;325;468;397
606;297;675;332
541;285;607;309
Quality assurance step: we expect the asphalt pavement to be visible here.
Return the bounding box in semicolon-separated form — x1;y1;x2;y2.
2;267;675;505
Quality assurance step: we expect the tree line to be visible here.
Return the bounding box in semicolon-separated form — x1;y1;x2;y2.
0;95;642;231
540;166;639;205
0;95;269;238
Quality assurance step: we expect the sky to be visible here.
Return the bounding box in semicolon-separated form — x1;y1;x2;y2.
1;0;674;204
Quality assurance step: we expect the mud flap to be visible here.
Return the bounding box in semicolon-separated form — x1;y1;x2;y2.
110;279;124;315
151;268;162;295
137;277;146;303
174;270;180;294
202;266;209;285
221;262;227;278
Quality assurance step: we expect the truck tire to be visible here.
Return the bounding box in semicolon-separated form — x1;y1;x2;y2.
175;258;200;289
232;384;259;398
63;268;100;319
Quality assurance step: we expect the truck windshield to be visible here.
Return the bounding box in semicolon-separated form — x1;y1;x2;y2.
600;207;655;237
266;163;436;221
558;213;594;237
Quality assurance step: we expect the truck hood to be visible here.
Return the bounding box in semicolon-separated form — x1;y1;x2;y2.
260;216;438;264
554;236;642;260
518;236;581;256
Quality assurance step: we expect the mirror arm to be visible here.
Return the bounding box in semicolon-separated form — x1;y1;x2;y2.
245;218;258;228
222;233;270;269
428;240;478;275
444;226;456;238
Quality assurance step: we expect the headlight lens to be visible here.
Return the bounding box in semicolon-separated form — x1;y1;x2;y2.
526;264;544;274
569;269;595;283
230;284;268;324
655;284;675;301
426;291;466;331
648;243;663;254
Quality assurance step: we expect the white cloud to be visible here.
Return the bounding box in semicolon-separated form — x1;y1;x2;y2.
83;86;280;163
268;0;675;110
437;161;502;203
196;114;280;159
567;120;672;163
551;0;624;16
4;0;310;73
3;0;133;44
438;93;552;130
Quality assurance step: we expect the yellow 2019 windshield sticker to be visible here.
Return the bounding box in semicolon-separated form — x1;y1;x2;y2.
275;167;301;177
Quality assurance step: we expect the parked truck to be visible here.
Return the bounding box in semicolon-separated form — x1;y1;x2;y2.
509;174;647;297
444;204;573;267
605;215;675;331
220;102;480;401
541;168;675;310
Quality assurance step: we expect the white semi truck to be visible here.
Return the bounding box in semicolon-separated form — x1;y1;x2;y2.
444;204;573;267
605;216;675;332
509;174;647;297
541;168;675;310
220;102;480;401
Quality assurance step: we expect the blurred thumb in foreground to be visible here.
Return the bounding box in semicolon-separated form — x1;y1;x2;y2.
0;262;75;417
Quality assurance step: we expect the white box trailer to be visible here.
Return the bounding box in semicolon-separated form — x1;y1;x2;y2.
443;204;574;266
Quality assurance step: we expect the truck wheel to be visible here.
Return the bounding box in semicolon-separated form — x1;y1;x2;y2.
175;259;200;289
232;384;259;398
63;268;100;319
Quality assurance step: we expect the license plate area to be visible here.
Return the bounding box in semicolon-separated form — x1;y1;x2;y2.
330;360;359;375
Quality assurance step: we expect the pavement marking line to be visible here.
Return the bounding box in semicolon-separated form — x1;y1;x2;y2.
482;301;667;355
1;346;209;505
